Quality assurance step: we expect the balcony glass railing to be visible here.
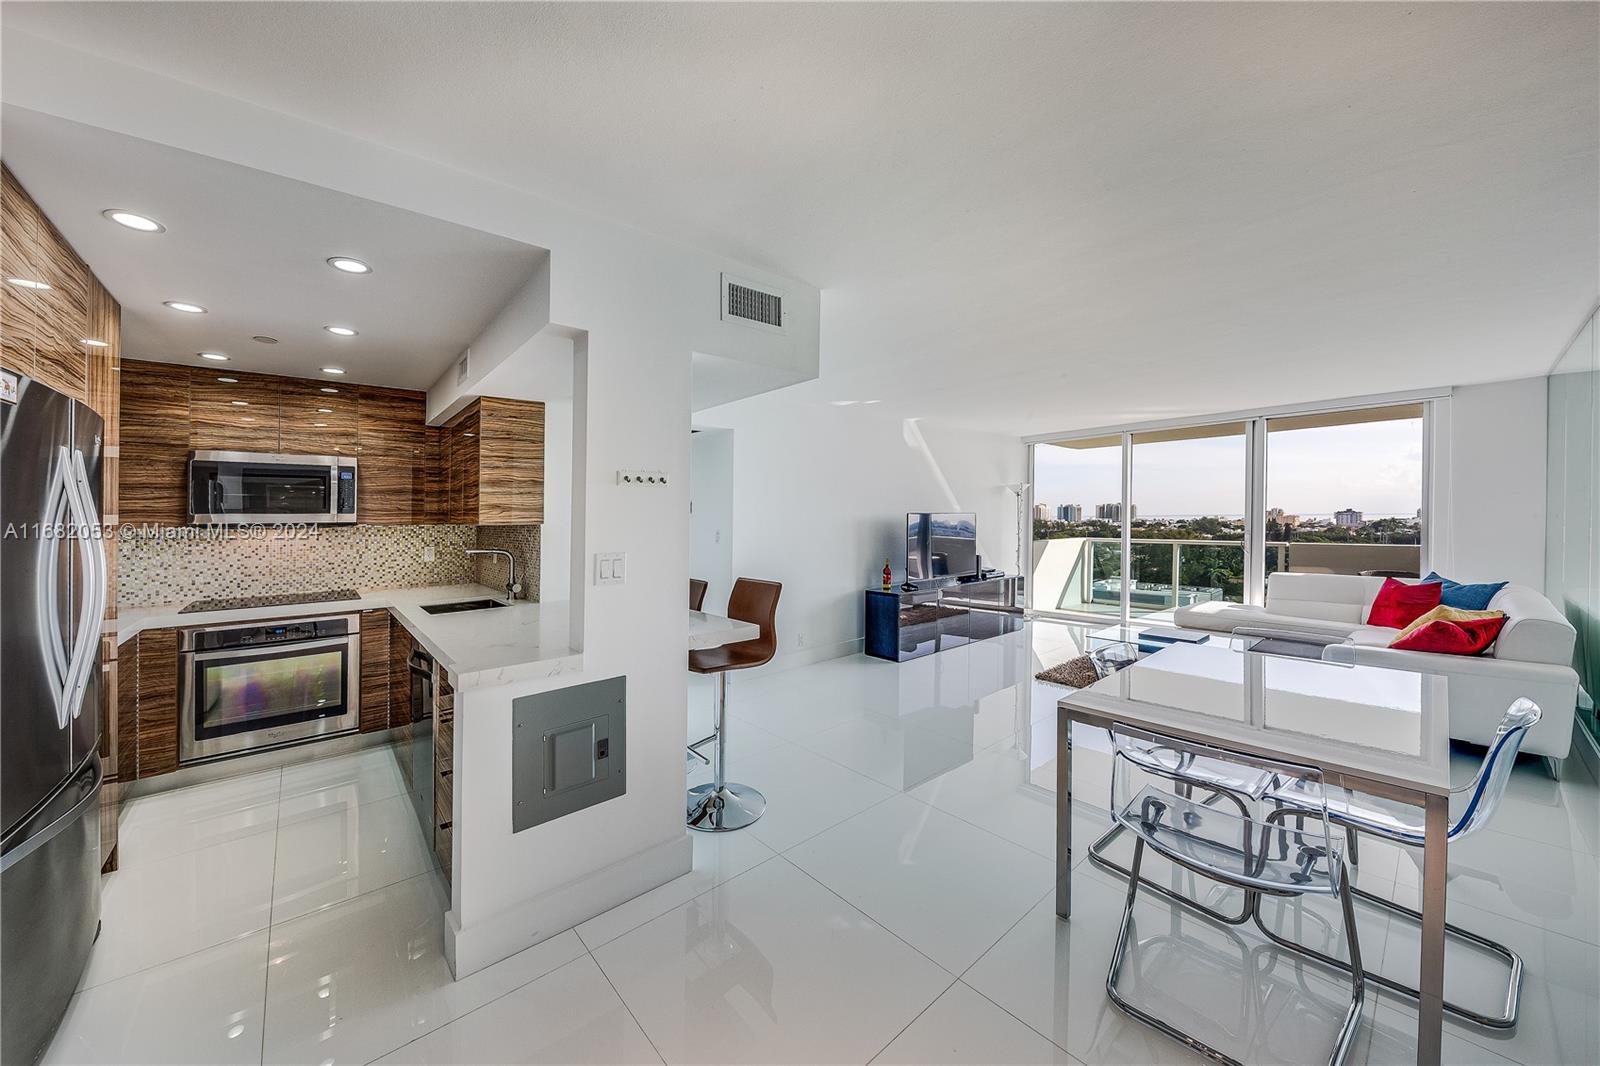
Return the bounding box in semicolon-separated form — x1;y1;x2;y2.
1031;537;1422;618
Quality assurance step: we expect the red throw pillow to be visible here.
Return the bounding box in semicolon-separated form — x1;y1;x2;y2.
1366;578;1442;629
1389;614;1506;656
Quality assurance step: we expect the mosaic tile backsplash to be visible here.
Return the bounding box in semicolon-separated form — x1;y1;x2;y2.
118;524;541;607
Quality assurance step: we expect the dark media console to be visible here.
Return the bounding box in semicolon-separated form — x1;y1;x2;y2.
864;574;1023;662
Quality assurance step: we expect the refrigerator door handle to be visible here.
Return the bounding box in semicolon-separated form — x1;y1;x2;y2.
0;755;102;874
56;448;105;726
36;446;76;727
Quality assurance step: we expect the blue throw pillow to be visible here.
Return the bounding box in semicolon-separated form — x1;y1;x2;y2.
1423;572;1508;611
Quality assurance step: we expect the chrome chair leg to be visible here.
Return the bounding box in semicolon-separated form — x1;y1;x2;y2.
1257;808;1522;1029
687;673;766;832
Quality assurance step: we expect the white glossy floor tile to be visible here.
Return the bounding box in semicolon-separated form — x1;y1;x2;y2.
908;747;1063;858
591;858;951;1064
795;716;978;790
81;829;277;989
787;794;1053;973
45;932;268;1066
279;747;406;812
263;873;586;1065
270;792;437;923
577;830;775;950
114;788;279;868
690;741;896;853
118;768;282;832
371;954;662;1065
872;980;1082;1065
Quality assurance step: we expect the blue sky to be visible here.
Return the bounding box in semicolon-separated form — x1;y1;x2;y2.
1034;419;1423;518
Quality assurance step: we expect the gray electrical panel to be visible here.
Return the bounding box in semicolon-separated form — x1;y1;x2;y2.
511;676;626;831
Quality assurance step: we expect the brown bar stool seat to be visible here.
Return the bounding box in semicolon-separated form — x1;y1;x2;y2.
689;578;708;612
687;578;781;832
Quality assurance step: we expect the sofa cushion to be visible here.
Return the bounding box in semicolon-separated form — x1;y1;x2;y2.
1366;577;1442;629
1172;601;1360;638
1263;572;1384;624
1488;584;1578;666
1388;607;1506;655
1423;572;1509;611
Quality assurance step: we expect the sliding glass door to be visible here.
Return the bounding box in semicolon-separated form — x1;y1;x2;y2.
1029;401;1430;623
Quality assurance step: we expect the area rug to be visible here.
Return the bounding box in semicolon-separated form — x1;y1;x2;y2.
1034;654;1103;689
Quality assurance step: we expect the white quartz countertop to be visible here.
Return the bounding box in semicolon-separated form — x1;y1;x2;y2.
114;584;583;689
688;610;760;650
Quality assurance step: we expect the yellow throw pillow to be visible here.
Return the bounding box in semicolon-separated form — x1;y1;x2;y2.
1389;605;1505;645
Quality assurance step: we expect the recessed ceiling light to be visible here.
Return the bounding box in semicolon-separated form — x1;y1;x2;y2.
102;209;165;233
323;325;357;337
320;366;346;375
216;376;238;383
252;335;279;345
164;301;206;314
230;400;249;406
319;387;339;394
81;338;109;348
198;352;229;362
7;277;50;290
326;257;371;275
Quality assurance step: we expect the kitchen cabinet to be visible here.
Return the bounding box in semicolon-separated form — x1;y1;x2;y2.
190;368;284;452
359;609;392;733
135;628;180;778
120;362;192;527
283;378;358;456
441;397;545;525
0;165;92;404
356;385;430;523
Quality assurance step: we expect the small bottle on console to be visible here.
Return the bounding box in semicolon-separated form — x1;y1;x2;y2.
882;558;893;591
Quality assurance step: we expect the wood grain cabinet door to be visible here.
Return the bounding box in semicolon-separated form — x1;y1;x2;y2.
281;378;358;456
477;398;544;525
190;368;283;452
1;168;44;380
356;385;427;524
135;628;180;778
358;610;392;732
120;361;192;526
1;164;88;400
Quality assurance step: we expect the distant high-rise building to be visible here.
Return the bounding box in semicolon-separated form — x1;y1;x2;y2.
1032;503;1049;522
1056;503;1082;522
1095;502;1136;522
1267;508;1301;528
1333;508;1364;528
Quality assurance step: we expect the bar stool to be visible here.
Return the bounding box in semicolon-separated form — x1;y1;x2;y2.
686;578;781;832
689;578;708;612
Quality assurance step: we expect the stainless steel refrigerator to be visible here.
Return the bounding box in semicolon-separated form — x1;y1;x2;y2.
1;371;106;1066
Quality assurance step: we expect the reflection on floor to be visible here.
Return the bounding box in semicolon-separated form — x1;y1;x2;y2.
46;621;1599;1065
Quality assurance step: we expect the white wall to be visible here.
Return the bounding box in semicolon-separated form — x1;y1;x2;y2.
697;381;1025;667
3;31;824;974
689;429;735;606
1441;376;1548;588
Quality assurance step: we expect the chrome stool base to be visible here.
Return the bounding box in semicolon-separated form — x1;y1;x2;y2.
687;783;766;832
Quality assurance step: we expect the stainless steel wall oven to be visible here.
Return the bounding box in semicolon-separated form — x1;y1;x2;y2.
179;614;361;764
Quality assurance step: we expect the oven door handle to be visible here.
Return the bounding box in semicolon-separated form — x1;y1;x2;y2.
185;635;354;662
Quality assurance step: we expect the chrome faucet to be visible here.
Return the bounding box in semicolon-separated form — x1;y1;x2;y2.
465;548;520;601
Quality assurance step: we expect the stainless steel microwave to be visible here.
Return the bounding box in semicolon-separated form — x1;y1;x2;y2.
188;450;357;524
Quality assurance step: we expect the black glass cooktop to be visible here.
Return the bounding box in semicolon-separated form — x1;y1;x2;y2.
180;588;362;614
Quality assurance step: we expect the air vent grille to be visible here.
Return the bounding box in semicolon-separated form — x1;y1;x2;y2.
726;282;782;327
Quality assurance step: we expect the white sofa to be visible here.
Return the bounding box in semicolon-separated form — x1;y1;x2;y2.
1173;572;1579;773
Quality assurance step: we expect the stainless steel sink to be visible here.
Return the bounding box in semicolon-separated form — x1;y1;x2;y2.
420;598;509;615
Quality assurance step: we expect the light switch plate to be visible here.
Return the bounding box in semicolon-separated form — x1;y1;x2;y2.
595;552;626;585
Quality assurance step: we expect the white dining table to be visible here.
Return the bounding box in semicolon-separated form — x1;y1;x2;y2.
688;609;759;650
1056;642;1455;1066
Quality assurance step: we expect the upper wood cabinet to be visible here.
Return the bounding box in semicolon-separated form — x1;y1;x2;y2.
441;397;544;525
356;385;429;524
1;164;96;403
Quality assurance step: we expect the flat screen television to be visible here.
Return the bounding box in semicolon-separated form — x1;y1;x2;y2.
906;512;978;582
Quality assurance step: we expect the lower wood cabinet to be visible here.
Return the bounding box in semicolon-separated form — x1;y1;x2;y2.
359;610;392;733
135;629;179;778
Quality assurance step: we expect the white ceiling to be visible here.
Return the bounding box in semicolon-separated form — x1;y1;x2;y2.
6;2;1596;433
1;107;544;390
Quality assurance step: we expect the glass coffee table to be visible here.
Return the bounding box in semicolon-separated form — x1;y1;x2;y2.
1087;622;1349;661
1085;623;1215;659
